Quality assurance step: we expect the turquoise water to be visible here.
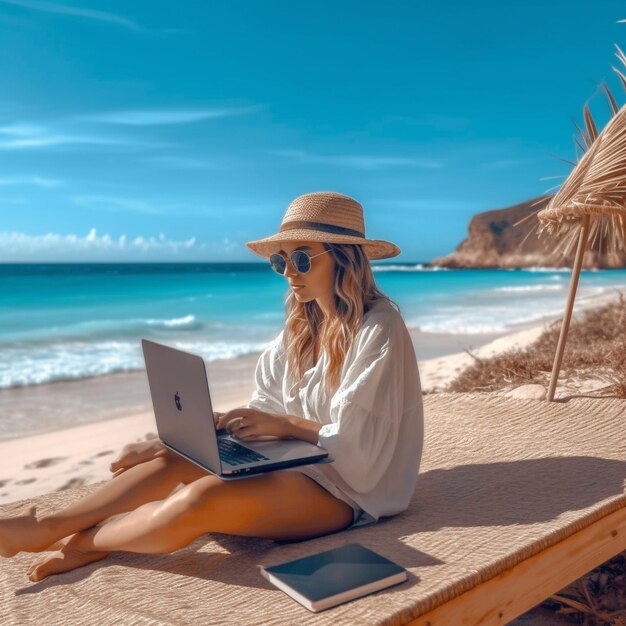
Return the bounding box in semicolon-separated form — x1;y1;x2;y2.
1;262;626;388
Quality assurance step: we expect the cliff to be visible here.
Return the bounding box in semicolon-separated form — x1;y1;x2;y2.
432;196;626;269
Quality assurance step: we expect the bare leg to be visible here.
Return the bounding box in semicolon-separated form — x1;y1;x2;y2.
27;472;353;581
0;451;207;557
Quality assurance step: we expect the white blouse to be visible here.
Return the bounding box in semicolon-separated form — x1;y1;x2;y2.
246;299;424;528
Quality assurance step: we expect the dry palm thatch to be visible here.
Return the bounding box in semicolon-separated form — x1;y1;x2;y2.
536;45;626;260
533;43;626;401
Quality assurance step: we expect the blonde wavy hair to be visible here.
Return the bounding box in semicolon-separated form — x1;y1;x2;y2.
285;243;397;394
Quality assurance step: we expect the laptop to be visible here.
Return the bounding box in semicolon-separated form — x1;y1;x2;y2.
141;339;331;479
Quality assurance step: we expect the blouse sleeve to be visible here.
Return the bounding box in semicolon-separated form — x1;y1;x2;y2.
317;312;415;493
246;330;287;414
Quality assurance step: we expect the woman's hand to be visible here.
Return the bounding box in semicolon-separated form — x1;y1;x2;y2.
109;439;166;477
216;408;291;441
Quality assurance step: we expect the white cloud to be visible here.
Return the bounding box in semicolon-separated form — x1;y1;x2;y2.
268;149;442;170
0;228;213;261
0;0;140;30
0;124;139;150
0;124;40;136
85;106;262;126
0;176;63;188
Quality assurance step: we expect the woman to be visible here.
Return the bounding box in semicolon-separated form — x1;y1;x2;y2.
0;191;424;583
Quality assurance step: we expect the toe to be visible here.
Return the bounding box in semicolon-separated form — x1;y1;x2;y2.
27;556;43;575
28;553;61;582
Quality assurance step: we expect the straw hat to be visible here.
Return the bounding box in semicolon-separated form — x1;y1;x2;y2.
245;191;400;259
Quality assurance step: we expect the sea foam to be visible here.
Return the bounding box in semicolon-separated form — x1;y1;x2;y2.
0;339;270;388
373;264;449;272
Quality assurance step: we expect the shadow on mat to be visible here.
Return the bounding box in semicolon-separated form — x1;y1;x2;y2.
12;455;624;593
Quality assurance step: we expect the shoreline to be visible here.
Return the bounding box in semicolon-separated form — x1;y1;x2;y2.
0;327;564;504
0;324;508;443
0;327;520;443
0;286;618;444
1;290;623;505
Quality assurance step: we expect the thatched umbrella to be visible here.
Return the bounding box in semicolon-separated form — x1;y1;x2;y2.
538;46;626;401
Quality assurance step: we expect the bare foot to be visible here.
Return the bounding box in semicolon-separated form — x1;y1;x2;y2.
27;534;108;582
0;506;54;557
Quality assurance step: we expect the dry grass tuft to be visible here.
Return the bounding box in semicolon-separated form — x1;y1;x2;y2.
447;291;626;398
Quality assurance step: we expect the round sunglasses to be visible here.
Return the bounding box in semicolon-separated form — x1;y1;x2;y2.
269;249;331;275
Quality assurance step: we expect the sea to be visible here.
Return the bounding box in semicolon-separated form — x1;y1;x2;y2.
1;262;626;390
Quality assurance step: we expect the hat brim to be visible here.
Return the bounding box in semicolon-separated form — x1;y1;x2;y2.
245;229;400;260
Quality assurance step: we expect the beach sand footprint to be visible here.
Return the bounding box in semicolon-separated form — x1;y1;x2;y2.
93;450;114;458
15;477;37;485
24;457;68;470
57;477;86;491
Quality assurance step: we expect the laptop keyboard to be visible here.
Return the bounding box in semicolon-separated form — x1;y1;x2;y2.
218;438;269;466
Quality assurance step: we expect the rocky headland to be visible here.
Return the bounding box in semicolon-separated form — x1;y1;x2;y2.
432;196;626;268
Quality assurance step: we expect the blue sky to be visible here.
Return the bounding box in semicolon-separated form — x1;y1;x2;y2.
0;0;624;262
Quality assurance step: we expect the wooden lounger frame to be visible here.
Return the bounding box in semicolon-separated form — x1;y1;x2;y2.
408;506;626;625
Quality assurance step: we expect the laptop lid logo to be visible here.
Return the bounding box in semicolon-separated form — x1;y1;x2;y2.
174;392;182;411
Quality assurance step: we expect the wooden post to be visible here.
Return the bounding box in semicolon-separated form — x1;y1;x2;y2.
546;214;592;401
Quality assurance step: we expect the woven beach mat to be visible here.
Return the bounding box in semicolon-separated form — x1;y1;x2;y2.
1;393;625;626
